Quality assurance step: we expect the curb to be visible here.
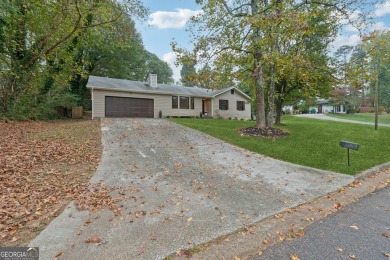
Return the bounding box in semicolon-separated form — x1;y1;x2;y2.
354;162;390;180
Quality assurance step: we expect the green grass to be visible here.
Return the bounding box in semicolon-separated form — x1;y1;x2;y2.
327;113;390;125
169;117;390;175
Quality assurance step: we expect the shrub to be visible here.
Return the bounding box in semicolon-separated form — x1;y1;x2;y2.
379;106;386;114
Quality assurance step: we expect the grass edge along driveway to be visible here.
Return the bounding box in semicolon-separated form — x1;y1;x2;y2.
169;116;390;175
327;112;390;125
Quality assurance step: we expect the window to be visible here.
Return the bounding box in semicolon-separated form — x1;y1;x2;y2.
191;97;194;109
172;96;178;109
237;101;245;111
231;89;235;94
219;99;229;110
180;96;189;109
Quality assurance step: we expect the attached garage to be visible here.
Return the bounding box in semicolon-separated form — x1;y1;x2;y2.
105;96;154;118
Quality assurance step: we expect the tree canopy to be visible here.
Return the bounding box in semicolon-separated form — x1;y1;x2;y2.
174;0;370;127
0;0;173;119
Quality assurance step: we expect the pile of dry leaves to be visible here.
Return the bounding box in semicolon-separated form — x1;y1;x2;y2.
239;127;289;138
0;119;106;246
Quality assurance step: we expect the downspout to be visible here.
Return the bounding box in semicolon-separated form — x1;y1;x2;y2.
211;97;214;118
91;86;94;119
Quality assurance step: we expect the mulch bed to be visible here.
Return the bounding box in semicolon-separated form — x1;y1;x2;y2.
239;126;289;138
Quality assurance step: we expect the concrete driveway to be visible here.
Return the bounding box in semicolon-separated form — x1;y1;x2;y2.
296;113;390;127
30;118;353;260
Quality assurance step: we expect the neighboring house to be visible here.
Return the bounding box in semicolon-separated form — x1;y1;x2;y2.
315;99;346;114
87;74;251;119
284;99;346;114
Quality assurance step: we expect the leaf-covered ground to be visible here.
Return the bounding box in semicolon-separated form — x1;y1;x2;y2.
0;119;103;246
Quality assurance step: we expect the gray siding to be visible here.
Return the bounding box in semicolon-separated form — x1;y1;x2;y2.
91;89;203;119
213;91;251;119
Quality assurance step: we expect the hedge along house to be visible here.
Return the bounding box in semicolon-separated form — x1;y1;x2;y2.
87;74;251;119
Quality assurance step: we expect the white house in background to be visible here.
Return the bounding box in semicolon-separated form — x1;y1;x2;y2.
314;99;346;114
87;74;251;119
283;99;346;114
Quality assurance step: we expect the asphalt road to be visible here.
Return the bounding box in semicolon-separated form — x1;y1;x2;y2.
30;118;353;260
252;185;390;260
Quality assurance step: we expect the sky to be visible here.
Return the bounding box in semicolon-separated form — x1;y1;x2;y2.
136;1;390;83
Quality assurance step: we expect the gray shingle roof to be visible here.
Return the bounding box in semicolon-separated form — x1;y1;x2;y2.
86;76;251;100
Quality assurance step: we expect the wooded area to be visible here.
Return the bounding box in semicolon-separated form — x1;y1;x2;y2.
0;0;173;120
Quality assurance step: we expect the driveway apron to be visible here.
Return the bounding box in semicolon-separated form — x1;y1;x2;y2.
30;118;353;260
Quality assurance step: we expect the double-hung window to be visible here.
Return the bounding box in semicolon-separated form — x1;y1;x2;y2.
172;96;178;109
180;96;189;109
237;101;245;111
219;99;229;110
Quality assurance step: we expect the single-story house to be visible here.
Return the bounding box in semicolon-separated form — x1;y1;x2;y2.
283;99;346;114
86;74;251;119
315;99;346;114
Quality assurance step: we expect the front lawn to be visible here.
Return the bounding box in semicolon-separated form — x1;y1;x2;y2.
169;117;390;175
327;113;390;125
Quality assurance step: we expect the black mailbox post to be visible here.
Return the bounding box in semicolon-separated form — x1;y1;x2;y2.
339;141;359;166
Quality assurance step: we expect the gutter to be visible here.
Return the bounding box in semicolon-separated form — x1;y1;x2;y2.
86;85;213;99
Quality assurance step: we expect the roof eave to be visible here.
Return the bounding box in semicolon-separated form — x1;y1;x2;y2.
87;85;213;99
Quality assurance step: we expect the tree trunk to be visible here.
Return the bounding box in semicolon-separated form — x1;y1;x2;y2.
374;72;379;131
255;66;266;128
267;70;275;128
275;97;283;125
252;0;266;128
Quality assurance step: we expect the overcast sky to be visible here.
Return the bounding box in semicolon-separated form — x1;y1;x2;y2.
136;1;390;83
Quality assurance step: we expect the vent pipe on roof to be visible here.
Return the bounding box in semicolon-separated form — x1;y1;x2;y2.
147;74;157;88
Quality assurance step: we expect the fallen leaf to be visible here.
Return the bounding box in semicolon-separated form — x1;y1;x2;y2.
349;254;356;259
350;225;359;230
334;203;342;209
384;253;390;258
263;239;269;245
136;247;145;255
85;236;101;244
348;181;362;187
11;237;18;242
382;232;390;238
258;251;263;256
187;217;193;222
234;256;240;260
337;248;344;252
77;229;83;236
291;253;300;260
55;251;64;257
